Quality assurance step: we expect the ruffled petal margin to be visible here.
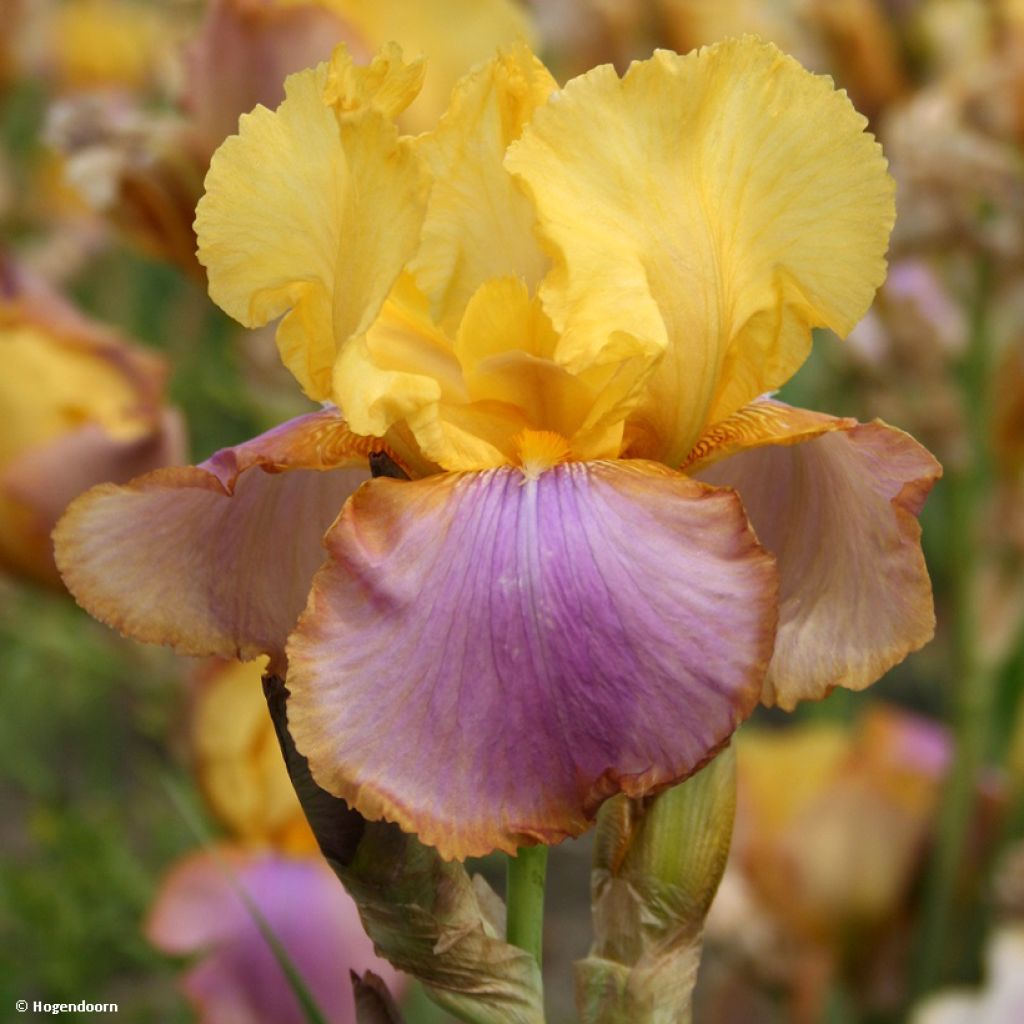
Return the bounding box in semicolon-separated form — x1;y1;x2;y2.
286;459;778;859
507;36;894;466
694;400;941;709
54;410;377;666
195;57;428;401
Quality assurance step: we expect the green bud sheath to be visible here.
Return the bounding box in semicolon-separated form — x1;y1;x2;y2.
575;746;738;1024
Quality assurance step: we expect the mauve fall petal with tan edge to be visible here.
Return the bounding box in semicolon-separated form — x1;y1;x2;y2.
286;459;778;859
696;403;941;708
54;410;375;667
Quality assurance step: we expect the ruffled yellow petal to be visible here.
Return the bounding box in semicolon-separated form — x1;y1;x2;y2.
507;36;895;466
319;0;534;131
409;44;555;333
333;272;461;438
196;53;429;400
336;274;639;471
324;41;425;119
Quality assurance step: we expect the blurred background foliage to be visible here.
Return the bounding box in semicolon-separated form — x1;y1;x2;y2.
2;1;1024;1022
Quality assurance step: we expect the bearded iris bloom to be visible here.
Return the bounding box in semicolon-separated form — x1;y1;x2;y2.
55;37;939;860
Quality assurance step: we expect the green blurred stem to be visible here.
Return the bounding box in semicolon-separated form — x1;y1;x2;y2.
913;254;994;997
506;846;548;965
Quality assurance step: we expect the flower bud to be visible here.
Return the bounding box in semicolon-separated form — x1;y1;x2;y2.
575;748;737;1024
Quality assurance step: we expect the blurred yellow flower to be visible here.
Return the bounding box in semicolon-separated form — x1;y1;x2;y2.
700;707;973;1020
0;267;183;585
191;658;317;854
732;708;950;943
46;0;176;93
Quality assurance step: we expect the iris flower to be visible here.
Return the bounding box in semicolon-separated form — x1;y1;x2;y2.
56;37;939;860
147;849;404;1024
732;708;951;945
1;265;183;585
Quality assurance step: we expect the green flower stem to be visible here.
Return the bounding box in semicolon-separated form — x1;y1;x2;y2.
506;845;549;966
913;254;994;997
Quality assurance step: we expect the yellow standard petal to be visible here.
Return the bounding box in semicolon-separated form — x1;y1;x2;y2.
319;0;535;131
323;41;426;119
196;47;429;401
507;36;895;466
409;43;556;333
330;47;652;472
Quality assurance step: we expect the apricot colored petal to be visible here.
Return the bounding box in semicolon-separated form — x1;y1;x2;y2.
696;409;941;708
146;849;403;1024
681;398;855;472
54;411;374;664
0;410;185;587
195;60;428;400
410;45;555;333
507;37;894;465
286;460;777;859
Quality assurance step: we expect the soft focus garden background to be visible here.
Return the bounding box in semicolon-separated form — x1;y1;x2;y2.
2;1;1023;1021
